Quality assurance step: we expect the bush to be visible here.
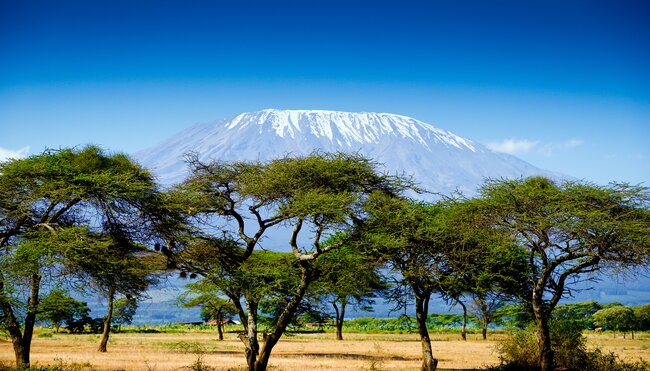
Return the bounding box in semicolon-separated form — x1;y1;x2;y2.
66;316;103;334
493;320;650;371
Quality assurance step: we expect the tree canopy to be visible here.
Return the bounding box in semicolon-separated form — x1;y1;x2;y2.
36;289;88;333
471;177;650;371
0;146;170;366
170;152;411;371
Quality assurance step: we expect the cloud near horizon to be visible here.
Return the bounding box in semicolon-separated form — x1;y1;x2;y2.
486;138;583;156
0;146;30;162
538;139;584;156
485;138;539;155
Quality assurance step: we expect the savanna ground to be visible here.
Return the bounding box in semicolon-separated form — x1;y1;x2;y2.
2;327;650;370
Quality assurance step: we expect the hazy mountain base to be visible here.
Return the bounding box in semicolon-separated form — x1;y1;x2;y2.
76;274;650;326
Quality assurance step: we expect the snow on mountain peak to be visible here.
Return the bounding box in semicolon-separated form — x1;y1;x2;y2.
225;109;476;152
135;109;558;195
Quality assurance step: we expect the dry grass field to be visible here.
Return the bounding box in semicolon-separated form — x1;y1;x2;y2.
1;329;650;370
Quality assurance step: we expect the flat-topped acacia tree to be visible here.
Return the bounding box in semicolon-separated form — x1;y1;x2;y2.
179;279;239;341
358;197;452;371
312;242;387;341
0;146;169;368
169;152;409;371
63;235;162;352
471;177;650;371
358;195;520;371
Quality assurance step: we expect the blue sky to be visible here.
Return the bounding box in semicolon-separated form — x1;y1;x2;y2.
1;0;648;185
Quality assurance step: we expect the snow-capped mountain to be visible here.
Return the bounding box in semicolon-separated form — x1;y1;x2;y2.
136;109;558;195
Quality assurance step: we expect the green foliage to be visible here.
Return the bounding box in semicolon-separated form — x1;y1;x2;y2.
179;279;238;322
426;313;464;328
314;243;385;307
553;301;603;330
62;234;160;299
593;305;636;335
65;315;104;334
112;297;138;328
359;197;449;301
476;177;650;308
493;320;650;371
633;304;650;330
343;316;418;333
37;289;89;333
473;177;650;370
0;146;173;366
312;241;387;336
496;304;535;329
172;152;411;369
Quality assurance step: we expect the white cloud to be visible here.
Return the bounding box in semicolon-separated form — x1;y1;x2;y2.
0;146;30;162
486;138;584;156
485;138;539;155
539;138;584;156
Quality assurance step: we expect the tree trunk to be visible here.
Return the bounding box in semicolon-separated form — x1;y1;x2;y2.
479;299;489;340
414;290;437;371
216;310;224;341
531;275;556;371
533;308;553;371
1;273;41;368
98;287;116;352
333;300;346;341
459;300;467;341
254;265;313;371
18;274;40;367
1;278;25;368
243;299;260;371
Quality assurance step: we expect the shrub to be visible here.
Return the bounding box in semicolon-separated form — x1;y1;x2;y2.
66;316;103;334
492;320;650;371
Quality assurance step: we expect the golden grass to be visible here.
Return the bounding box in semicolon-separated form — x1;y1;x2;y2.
1;330;649;370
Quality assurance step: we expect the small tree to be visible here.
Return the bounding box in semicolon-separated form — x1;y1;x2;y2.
64;236;162;352
360;197;498;371
593;305;636;338
466;242;530;340
633;304;650;331
37;289;88;333
180;279;238;340
553;301;603;330
313;242;386;340
112;297;138;332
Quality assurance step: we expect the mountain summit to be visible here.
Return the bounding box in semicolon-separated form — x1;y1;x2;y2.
135;109;556;195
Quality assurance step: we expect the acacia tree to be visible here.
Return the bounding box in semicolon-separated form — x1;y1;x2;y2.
0;146;169;367
552;301;602;330
472;177;650;371
460;242;530;340
112;297;138;332
359;197;460;371
313;243;386;340
37;289;88;333
360;195;523;370
633;304;650;331
170;152;408;371
180;279;240;340
593;305;636;338
64;236;161;352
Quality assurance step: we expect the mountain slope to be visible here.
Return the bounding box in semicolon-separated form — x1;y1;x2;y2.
135;109;557;195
